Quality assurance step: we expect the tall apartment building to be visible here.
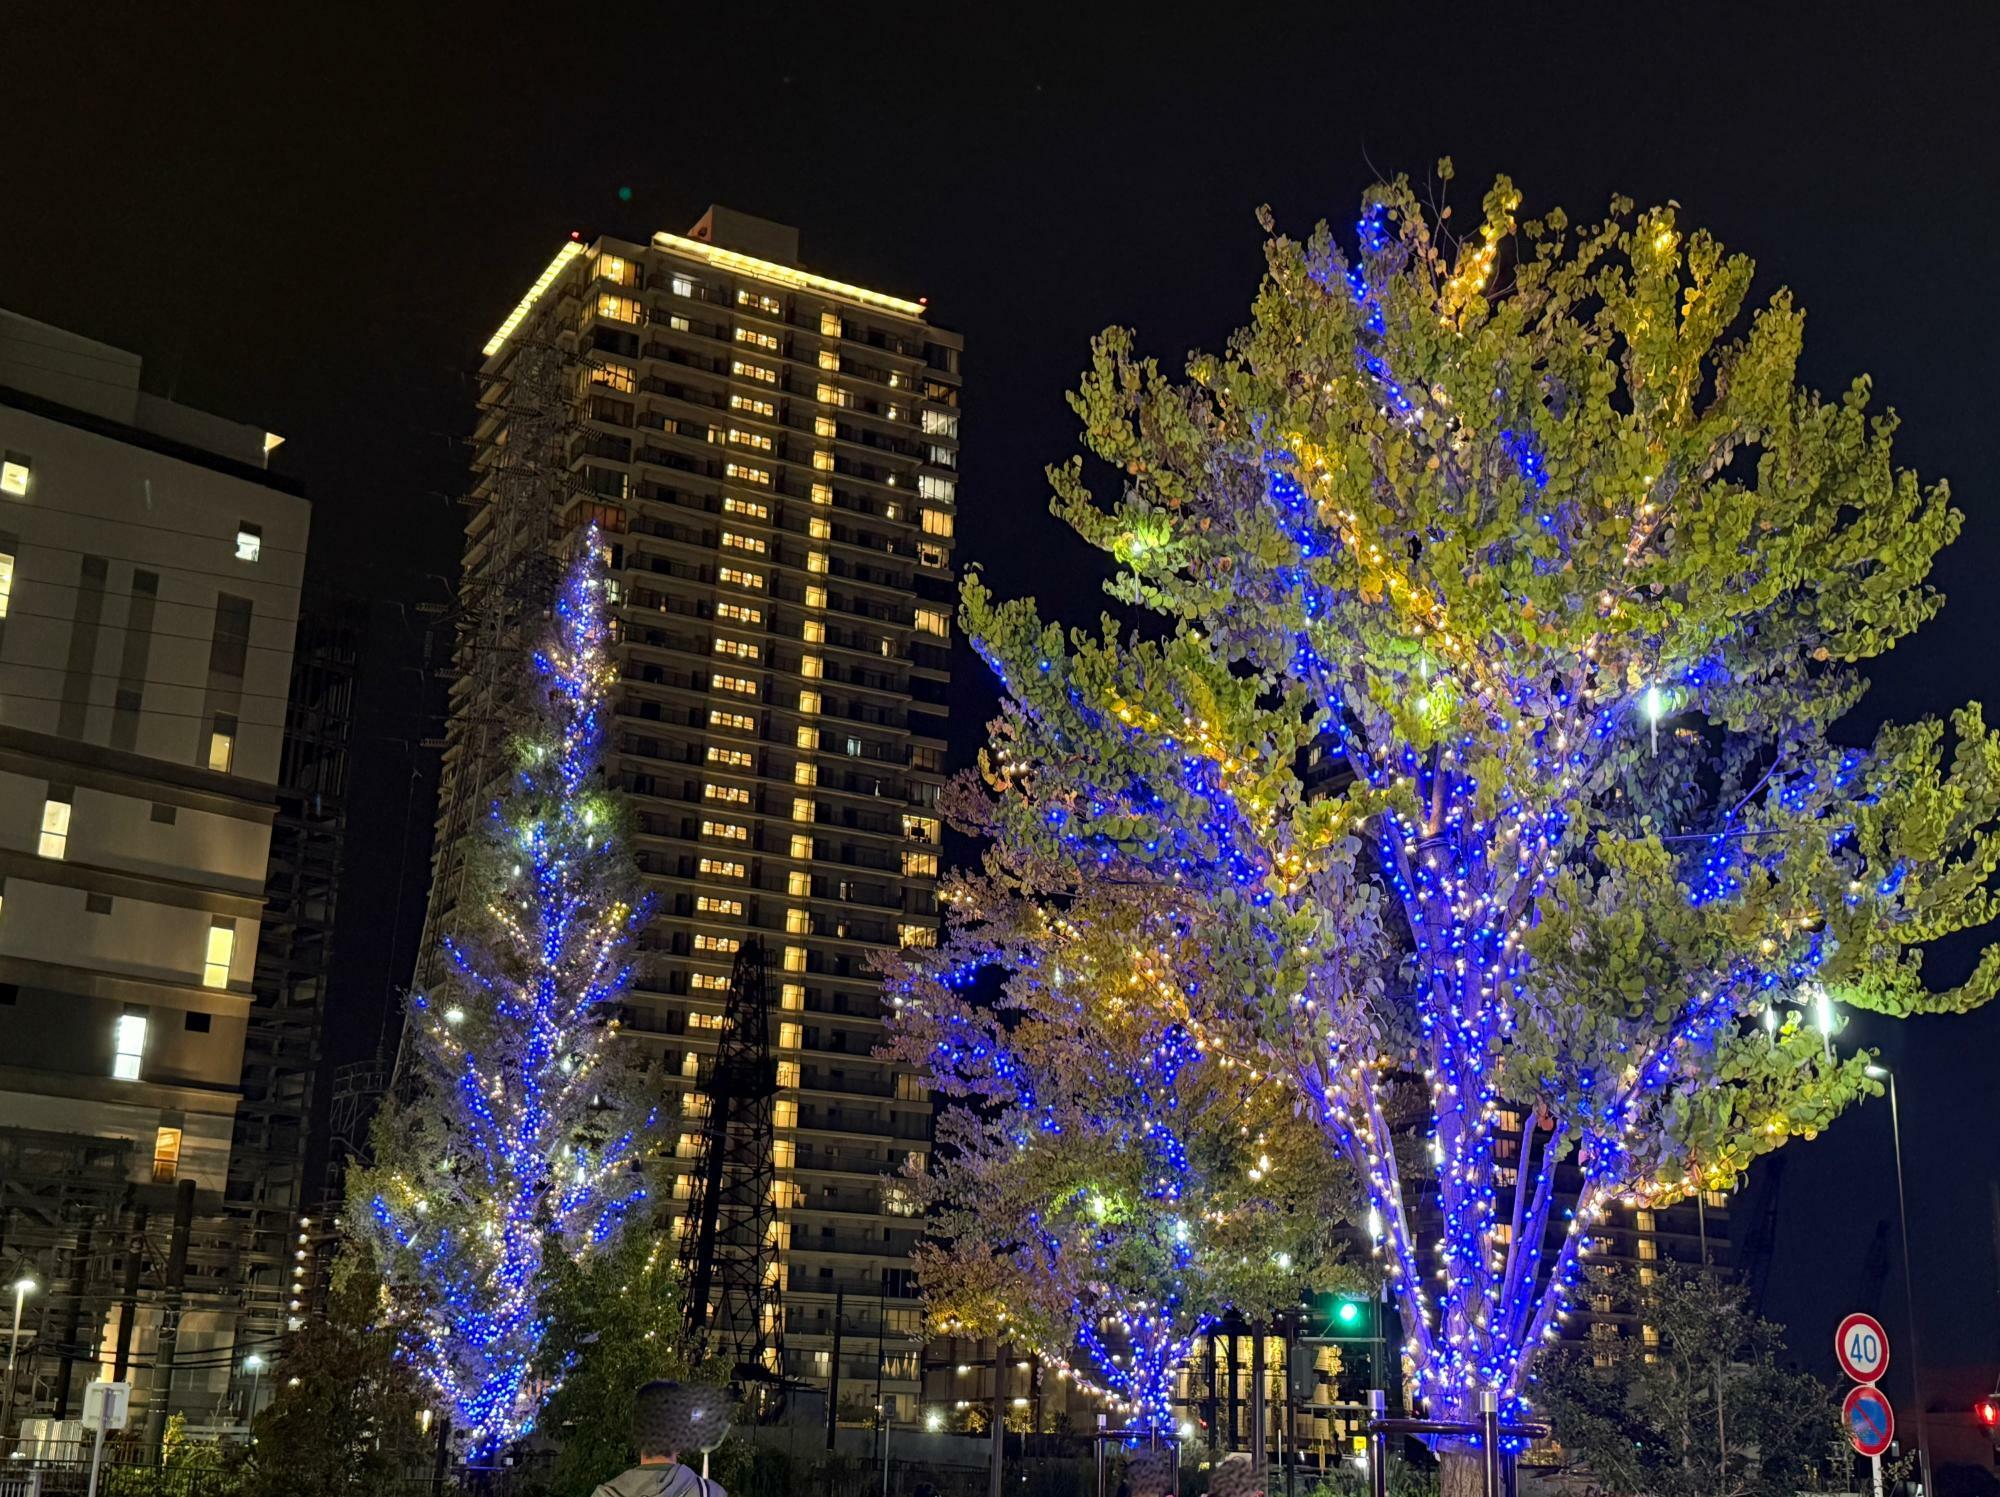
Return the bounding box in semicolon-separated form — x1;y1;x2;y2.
0;311;309;1448
448;207;959;1420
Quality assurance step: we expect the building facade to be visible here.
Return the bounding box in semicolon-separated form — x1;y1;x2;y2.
444;208;959;1420
0;311;309;1449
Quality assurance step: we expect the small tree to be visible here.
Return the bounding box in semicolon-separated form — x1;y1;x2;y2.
534;1230;699;1497
349;530;658;1453
950;167;2000;1490
886;878;1351;1432
1537;1265;1842;1497
246;1268;432;1497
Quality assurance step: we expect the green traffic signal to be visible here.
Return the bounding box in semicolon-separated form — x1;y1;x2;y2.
1334;1298;1364;1329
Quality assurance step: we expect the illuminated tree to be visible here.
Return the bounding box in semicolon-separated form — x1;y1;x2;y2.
883;878;1348;1432
350;530;657;1454
949;166;2000;1487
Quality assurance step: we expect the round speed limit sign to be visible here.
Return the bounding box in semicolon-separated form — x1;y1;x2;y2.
1837;1312;1891;1384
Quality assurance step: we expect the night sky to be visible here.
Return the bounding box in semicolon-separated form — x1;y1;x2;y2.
7;0;1996;1394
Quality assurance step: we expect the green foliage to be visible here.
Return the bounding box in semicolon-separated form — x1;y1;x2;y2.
244;1267;433;1497
941;169;2000;1418
532;1228;701;1497
1537;1265;1844;1497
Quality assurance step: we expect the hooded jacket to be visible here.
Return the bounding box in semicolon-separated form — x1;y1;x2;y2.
592;1463;728;1497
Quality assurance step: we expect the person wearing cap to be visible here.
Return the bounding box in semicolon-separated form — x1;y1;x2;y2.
591;1380;732;1497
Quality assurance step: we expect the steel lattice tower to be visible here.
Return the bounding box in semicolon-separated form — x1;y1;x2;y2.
679;938;784;1380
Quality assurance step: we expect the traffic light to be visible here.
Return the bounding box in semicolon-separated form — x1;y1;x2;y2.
1319;1293;1370;1336
1975;1398;1999;1430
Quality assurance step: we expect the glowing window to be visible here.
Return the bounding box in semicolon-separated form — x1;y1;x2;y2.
789;833;812;860
903;814;941;843
730;393;775;418
792;797;814;823
804;586;827;609
811;482;832;505
814;415;836;438
153;1126;182;1182
797;690;821;715
899;924;937;949
728;428;773;452
787;870;810;896
782;947;806;974
711;673;758;697
708;709;755;731
206;713;237;773
0;455;29;497
671;275;694;297
715;601;762;624
724;461;771;486
696;895;745;917
235;523;263;562
811;450;834;471
920;506;954;536
921;409;958;438
0;551;13;618
706;745;752;769
721;530;766;554
735;327;779;351
38;795;71;859
915;607;949;638
738;290;782;315
592;361;635;393
801;620;824;644
795;726;819;751
785;908;810;934
681;1052;701;1079
701;819;748;842
903;850;939;877
793;763;817;786
718;567;764;590
775;1061;800;1089
113;1014;147;1081
597;293;642;324
731;360;777;385
597;254;632;286
819;312;841;337
693;934;741;955
723;497;769;520
690;973;729;992
713;637;760;661
204;920;236;988
800;656;822;679
704;784;750;806
808;516;831;540
688;1012;727;1031
818;350;839;371
778;1022;803;1050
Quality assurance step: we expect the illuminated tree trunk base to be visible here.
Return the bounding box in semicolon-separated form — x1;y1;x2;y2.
1437;1444;1487;1497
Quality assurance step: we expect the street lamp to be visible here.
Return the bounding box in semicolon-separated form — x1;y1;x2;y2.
2;1269;39;1450
243;1353;268;1428
1866;1063;1933;1497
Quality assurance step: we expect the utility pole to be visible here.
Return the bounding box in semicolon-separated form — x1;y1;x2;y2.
144;1179;195;1459
989;1339;1007;1497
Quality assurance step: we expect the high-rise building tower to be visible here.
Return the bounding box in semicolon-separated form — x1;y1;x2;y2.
443;207;959;1420
0;309;310;1450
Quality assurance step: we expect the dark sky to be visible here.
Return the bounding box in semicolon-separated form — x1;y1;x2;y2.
7;0;1997;1396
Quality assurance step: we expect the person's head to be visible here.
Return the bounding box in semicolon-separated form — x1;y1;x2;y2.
633;1380;684;1464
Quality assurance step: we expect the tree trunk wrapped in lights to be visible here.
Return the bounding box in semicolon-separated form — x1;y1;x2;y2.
882;877;1350;1434
941;167;2000;1488
350;528;658;1455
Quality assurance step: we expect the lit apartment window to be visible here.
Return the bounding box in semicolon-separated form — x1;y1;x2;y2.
672;274;694;297
708;710;755;732
899;924;937;949
888;373;902;389
808;516;831;540
206;713;237;773
811;450;834;472
819;312;841;337
904;814;942;842
731;360;777;385
113;1013;147;1081
775;1061;799;1089
690;973;729;992
669;314;691;332
785;908;810;934
718;566;764;590
597;293;642;324
815;383;839;405
722;497;769;520
793;762;817;786
778;1022;803;1050
773;1138;797;1168
697;858;746;880
770;1180;802;1209
706;745;752;769
804;583;828;610
696;895;745;917
896;1072;928;1101
780;983;805;1010
704;784;751;806
720;530;766;553
795;726;819;751
801;620;825;645
782;946;806;973
787;870;810;897
204;919;237;988
928;443;956;467
701;820;748;842
0;550;13;618
800;656;822;679
677;1132;703;1159
153;1126;183;1183
681;1051;700;1079
918;542;947;568
884;1184;918;1217
688;1012;727;1031
914;607;949;637
713;638;759;661
0;453;29;497
724;461;771;486
792;797;814;823
774;1099;799;1128
38;791;72;859
904;850;940;878
729;393;775;418
922;408;959;438
592;361;635;393
921;506;955;536
797;690;821;715
716;601;763;624
818;350;839;372
597;254;632;285
814;415;836;438
734;327;779;352
789;835;811;862
235;522;263;562
728;428;773;452
711;673;758;697
693;934;741;955
738;290;782;315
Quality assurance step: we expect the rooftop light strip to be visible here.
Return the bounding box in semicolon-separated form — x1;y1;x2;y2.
651;232;926;317
482;241;587;357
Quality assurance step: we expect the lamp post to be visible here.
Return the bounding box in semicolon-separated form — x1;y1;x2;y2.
1867;1064;1934;1497
3;1269;39;1449
242;1353;267;1430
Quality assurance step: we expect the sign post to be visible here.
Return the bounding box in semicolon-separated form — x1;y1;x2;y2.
81;1379;131;1497
1837;1314;1894;1497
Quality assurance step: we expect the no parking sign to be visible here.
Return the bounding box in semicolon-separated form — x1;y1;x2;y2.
1844;1384;1896;1458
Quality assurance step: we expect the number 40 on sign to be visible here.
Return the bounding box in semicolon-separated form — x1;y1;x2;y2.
1838;1312;1891;1385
